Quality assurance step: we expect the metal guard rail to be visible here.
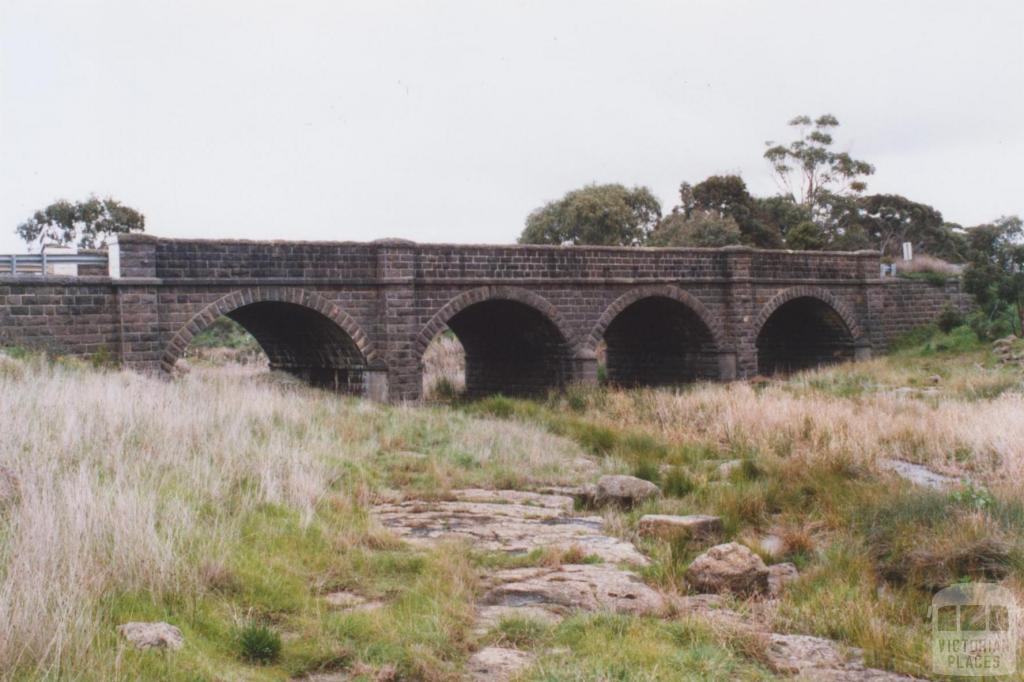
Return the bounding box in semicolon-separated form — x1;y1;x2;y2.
0;253;108;276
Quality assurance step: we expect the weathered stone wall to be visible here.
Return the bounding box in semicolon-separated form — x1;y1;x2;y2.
0;235;973;401
0;279;121;358
875;278;972;343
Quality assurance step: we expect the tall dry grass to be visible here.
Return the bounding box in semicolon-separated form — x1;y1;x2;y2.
584;363;1024;494
0;355;591;678
422;333;465;399
895;255;962;276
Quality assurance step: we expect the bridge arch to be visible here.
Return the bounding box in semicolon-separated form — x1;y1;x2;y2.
587;285;725;386
754;286;864;375
416;286;574;397
162;287;378;392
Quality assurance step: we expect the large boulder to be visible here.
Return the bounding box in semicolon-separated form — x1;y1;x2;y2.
117;621;184;650
594;475;661;507
685;542;769;596
638;514;723;544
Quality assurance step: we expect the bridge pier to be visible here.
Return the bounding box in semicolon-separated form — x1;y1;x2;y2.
854;340;873;362
569;352;599;388
363;365;390;402
718;351;737;381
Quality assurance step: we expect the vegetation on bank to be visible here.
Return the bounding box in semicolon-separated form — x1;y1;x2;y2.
1;325;1023;680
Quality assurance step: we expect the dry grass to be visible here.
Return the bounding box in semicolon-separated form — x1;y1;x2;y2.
576;361;1024;495
421;333;465;400
894;255;961;276
0;356;592;679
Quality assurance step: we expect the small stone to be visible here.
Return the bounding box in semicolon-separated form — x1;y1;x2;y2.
685;542;769;596
594;475;661;507
323;590;382;612
717;460;742;478
117;621;184;650
467;646;534;681
638;514;723;544
767;562;799;596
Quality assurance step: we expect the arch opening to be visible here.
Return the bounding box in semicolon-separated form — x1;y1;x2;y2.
756;296;855;375
177;301;368;392
601;296;719;386
425;299;571;398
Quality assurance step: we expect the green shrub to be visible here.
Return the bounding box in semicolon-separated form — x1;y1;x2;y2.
237;622;282;665
430;378;459;401
632;460;660;484
967;308;1017;341
662;467;695;497
936;305;963;334
494;616;551;648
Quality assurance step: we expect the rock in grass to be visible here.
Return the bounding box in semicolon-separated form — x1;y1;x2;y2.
638;514;723;544
467;646;534;681
767;562;799;596
323;590;384;612
716;459;743;479
117;621;184;650
685;542;769;596
594;475;660;507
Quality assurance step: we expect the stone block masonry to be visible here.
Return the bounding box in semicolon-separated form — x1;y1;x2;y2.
0;235;968;401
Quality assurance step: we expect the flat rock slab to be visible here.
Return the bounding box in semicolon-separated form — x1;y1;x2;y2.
879;459;962;490
638;514;723;544
323;590;384;612
473;604;563;636
373;488;648;564
767;634;919;681
480;563;667;616
467;646;534;681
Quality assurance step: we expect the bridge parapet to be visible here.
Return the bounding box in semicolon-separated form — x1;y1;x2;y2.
114;235;878;285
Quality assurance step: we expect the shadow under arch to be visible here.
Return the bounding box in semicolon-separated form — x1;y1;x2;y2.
587;285;726;386
162;288;379;392
416;286;574;397
754;286;864;375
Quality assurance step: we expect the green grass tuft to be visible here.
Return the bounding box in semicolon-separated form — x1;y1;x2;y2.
236;622;282;665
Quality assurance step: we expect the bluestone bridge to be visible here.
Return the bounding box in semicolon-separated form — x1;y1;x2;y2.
0;235;968;401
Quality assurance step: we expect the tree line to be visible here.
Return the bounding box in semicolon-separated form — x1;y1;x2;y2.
12;114;1024;337
519;114;1024;337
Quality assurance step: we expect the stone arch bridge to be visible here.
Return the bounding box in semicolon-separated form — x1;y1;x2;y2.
0;235;968;401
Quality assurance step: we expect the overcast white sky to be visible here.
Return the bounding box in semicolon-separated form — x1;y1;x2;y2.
1;0;1022;253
